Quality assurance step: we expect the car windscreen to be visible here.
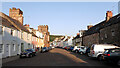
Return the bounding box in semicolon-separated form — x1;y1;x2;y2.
81;47;84;49
110;49;120;53
43;47;47;49
91;45;94;50
24;49;32;52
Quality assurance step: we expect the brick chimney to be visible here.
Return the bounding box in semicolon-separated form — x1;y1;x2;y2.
9;7;23;25
77;33;80;35
87;25;93;30
24;24;30;28
106;11;113;22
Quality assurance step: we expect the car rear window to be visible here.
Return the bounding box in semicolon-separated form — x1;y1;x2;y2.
91;45;94;50
104;50;109;54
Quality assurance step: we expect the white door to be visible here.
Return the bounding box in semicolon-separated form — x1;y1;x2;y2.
17;44;20;55
6;44;10;57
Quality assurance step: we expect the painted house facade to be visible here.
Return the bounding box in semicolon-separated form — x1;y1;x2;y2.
0;8;33;58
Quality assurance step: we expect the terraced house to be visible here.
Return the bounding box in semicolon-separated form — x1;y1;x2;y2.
83;11;120;47
0;8;33;58
0;7;50;58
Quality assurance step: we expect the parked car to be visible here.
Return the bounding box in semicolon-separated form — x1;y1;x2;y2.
66;46;71;50
89;44;119;60
63;46;67;49
102;48;120;66
64;46;67;50
85;46;91;56
72;46;81;53
48;46;52;50
69;46;74;51
41;47;48;53
20;49;36;58
52;46;55;49
78;46;87;54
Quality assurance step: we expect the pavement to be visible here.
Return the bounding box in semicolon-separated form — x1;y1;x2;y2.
2;55;19;64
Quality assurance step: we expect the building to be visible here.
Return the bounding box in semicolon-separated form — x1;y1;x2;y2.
83;11;120;47
67;36;73;46
72;33;80;46
100;12;120;46
0;7;33;58
38;25;50;47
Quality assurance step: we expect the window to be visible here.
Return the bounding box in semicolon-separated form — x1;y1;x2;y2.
42;35;44;38
13;44;15;51
11;29;13;35
105;34;107;38
0;26;3;35
101;37;103;40
0;44;3;53
111;30;115;36
21;32;23;39
27;34;29;40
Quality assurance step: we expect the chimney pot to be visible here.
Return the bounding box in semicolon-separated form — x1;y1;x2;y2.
106;11;113;21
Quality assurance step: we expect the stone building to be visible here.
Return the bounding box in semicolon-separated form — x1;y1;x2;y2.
100;13;120;46
38;25;50;47
83;11;120;47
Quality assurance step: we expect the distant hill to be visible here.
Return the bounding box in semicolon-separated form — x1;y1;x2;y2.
50;35;63;42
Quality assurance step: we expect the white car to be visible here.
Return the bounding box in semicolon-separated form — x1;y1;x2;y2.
78;46;87;54
72;46;82;53
52;46;55;49
89;44;119;60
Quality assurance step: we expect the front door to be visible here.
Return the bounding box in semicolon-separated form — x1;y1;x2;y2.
6;44;10;57
21;43;24;52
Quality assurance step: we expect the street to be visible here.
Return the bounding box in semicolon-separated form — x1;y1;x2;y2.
2;48;116;67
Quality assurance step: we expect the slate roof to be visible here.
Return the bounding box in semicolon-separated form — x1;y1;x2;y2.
84;13;120;36
0;12;38;37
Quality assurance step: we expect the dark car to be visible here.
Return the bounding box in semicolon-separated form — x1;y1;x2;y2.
69;46;74;51
41;47;48;53
20;49;36;58
102;48;120;66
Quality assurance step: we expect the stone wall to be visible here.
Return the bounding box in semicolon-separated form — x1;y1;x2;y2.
83;33;99;47
100;23;120;46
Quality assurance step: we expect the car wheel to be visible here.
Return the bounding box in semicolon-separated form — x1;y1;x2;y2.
29;54;32;58
19;55;23;58
98;55;103;61
117;60;120;66
80;52;83;54
75;50;78;53
87;53;90;57
34;53;36;56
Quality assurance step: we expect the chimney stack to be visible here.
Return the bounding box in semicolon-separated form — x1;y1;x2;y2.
9;7;23;25
87;25;93;30
24;24;30;27
106;11;113;22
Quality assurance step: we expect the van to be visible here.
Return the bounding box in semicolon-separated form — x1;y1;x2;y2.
89;44;119;60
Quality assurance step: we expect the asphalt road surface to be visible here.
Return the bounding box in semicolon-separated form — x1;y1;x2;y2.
2;48;118;67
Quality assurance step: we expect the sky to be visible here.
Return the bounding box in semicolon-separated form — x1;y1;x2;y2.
1;2;118;36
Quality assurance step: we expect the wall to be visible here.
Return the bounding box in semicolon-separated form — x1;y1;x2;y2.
100;23;120;46
83;33;99;47
2;26;20;58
